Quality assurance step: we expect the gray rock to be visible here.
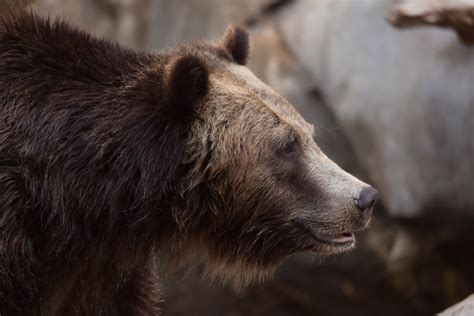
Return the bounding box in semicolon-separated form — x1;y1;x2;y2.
148;0;266;49
31;0;267;49
278;0;474;217
440;295;474;316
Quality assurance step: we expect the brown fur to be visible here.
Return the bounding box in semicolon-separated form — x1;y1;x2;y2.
0;11;377;315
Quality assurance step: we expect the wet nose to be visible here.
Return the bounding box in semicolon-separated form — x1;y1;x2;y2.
355;187;379;216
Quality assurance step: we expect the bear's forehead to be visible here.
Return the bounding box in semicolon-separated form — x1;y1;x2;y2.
211;63;314;137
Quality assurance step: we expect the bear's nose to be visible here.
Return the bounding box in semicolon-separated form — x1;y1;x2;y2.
355;187;379;217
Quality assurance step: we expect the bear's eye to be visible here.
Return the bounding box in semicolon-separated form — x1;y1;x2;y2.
281;139;299;157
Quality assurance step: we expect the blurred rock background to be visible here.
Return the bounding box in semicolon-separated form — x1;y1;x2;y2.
3;0;474;314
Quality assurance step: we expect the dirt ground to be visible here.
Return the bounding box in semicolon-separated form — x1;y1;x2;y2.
161;216;474;316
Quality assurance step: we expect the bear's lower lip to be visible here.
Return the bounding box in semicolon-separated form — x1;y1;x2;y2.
294;220;356;246
311;231;355;245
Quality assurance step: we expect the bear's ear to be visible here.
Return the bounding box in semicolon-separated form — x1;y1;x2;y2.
166;55;209;118
221;25;249;65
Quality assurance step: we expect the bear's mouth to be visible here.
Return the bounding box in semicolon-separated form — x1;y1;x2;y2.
294;220;356;247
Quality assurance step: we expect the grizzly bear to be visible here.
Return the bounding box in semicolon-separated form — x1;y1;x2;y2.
0;11;378;315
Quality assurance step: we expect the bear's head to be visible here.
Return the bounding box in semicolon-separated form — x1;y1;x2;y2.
159;27;379;286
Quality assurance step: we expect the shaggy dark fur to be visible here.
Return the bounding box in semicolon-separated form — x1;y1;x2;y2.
0;12;223;315
0;10;377;316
